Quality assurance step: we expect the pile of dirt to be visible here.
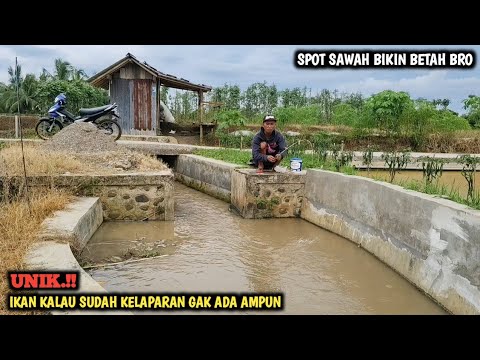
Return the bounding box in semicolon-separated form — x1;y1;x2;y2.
41;122;119;153
38;122;168;173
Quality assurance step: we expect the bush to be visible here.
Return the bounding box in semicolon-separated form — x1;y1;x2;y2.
273;105;321;125
35;79;109;114
331;103;359;127
430;110;471;132
466;111;480;128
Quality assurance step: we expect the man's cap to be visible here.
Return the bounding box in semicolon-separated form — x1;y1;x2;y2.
263;115;277;123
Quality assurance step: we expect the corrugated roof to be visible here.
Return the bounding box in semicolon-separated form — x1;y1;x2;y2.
88;53;212;92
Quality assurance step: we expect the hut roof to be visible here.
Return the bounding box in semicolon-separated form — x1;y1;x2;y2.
88;52;212;92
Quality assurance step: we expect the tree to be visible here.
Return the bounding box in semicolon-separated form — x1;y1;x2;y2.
365;90;413;135
463;95;480;112
159;86;169;108
0;64;39;113
54;58;73;80
432;98;450;110
343;92;365;110
8;64;22;88
40;58;89;81
211;84;242;110
71;69;88;81
462;95;480;128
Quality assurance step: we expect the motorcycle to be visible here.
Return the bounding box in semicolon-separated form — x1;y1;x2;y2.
35;93;123;141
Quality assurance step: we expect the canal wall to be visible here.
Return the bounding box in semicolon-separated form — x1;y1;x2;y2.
3;172;175;221
20;154;480;315
24;196;131;314
301;169;480;315
174;154;480;314
174;154;243;202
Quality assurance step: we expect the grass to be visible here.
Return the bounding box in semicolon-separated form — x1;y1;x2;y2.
194;147;480;210
0;142;168;176
399;179;480;210
194;148;358;173
0;189;75;315
0;141;169;315
194;148;251;166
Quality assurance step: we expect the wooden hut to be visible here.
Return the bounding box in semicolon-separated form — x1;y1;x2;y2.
87;52;212;135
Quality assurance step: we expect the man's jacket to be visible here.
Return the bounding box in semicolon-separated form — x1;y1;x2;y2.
251;127;287;164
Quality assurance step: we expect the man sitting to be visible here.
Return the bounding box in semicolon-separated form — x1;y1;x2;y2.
251;115;287;173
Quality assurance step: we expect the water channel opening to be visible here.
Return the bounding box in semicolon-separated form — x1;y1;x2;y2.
79;181;447;315
157;155;177;169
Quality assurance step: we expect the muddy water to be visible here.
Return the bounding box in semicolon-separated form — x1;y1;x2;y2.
83;182;447;315
359;170;479;198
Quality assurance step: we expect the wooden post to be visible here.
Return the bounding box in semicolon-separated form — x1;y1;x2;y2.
198;91;204;145
15;115;19;138
156;80;161;136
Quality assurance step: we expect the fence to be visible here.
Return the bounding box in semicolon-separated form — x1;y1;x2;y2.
0;114;40;138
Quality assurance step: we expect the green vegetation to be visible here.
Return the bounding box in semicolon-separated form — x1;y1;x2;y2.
199;85;479;154
194;147;479;210
381;151;411;183
1;57;479;152
458;155;480;201
203;83;475;133
194;148;357;174
194;148;251;166
419;156;445;185
1;56;478;209
390;178;480;210
0;58;108;115
362;146;374;172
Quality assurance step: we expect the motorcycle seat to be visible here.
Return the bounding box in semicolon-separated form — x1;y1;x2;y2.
79;105;111;115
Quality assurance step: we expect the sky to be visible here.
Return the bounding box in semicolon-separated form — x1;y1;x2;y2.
0;45;479;114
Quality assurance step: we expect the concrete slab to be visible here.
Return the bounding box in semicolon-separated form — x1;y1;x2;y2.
119;135;178;144
23;196;132;315
25;241;131;315
36;197;103;253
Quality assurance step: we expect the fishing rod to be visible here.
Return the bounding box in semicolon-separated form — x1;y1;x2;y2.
279;140;301;156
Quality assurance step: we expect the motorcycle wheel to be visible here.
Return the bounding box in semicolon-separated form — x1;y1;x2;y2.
96;119;122;141
35;118;63;140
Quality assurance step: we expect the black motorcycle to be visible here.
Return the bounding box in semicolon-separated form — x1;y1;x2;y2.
35;93;123;141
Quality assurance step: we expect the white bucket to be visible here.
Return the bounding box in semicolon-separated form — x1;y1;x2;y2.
290;158;303;172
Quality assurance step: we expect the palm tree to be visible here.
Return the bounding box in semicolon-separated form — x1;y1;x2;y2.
39;68;53;81
71;68;88;81
8;64;22;88
54;58;73;80
1;72;38;114
50;58;88;81
0;82;8;112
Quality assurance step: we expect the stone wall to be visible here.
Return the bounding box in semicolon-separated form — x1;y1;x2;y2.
3;171;175;221
231;169;306;219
